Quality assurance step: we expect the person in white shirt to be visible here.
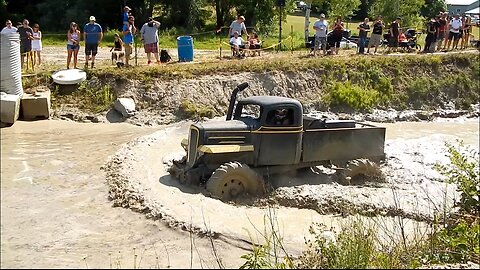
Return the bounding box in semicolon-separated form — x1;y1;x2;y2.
1;20;18;34
229;31;245;57
312;14;328;56
445;14;462;51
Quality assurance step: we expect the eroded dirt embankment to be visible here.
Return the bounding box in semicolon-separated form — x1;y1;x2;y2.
47;53;479;126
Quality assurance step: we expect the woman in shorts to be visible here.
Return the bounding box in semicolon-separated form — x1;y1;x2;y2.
31;23;42;66
67;22;80;69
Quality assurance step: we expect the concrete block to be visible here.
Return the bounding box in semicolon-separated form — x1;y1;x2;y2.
0;92;21;124
21;89;51;120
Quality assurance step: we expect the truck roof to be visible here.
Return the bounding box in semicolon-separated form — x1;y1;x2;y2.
238;96;302;108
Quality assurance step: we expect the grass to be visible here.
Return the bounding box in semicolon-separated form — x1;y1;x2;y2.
40;13;480;53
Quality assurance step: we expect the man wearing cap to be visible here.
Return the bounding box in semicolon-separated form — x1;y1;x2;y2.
312;14;328;56
83;16;103;68
229;15;248;38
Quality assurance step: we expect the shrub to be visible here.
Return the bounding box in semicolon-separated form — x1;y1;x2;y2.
326;82;379;112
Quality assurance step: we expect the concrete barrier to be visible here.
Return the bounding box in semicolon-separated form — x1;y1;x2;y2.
0;92;21;124
20;90;51;120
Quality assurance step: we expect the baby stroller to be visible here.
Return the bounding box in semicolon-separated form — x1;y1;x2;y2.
399;29;421;52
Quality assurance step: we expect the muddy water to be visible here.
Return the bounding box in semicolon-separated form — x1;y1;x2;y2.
1;118;478;268
0;120;246;269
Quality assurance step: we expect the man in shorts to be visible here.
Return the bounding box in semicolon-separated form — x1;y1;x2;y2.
445;14;462;51
83;16;103;68
367;15;385;54
140;17;161;64
312;13;328;56
17;19;33;69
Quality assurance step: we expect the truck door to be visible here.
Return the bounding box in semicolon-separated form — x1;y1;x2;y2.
254;107;302;166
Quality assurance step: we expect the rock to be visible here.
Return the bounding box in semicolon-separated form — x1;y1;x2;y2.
114;97;136;118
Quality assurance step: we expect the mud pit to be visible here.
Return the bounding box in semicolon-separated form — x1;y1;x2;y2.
104;117;479;255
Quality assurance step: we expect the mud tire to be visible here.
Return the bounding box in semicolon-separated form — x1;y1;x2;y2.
206;162;265;201
345;158;385;184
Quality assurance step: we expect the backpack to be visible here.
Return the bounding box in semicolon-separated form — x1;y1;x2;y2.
160;49;172;63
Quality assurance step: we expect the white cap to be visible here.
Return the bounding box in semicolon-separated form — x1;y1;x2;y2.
89;16;96;21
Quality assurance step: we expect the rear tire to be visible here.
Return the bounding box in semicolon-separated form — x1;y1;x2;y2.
206;162;265;201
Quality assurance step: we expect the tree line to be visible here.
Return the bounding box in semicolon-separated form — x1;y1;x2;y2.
0;0;446;33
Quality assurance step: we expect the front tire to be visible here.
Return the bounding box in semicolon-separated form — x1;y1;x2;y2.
206;162;265;201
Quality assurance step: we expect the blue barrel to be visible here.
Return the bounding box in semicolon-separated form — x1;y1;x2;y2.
177;36;194;62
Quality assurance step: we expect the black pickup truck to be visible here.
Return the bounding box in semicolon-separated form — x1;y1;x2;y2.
169;83;386;200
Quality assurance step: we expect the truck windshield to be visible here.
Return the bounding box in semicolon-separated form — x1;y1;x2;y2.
239;104;261;120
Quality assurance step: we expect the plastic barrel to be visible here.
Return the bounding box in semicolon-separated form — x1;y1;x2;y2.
0;33;23;96
176;36;194;62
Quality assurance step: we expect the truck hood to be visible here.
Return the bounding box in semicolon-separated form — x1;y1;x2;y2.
194;119;251;132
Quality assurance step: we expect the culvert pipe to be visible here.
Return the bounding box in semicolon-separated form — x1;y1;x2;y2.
0;33;23;96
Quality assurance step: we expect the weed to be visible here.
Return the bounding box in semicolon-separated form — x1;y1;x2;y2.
326;82;379;112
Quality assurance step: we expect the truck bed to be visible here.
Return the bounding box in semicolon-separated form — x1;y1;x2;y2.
302;116;386;162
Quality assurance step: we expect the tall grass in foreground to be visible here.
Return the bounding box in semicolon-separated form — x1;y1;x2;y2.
240;140;480;269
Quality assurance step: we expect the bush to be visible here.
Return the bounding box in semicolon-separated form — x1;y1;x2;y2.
326;82;379;112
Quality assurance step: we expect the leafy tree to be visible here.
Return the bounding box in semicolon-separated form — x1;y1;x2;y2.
312;0;362;20
421;0;447;19
369;0;425;30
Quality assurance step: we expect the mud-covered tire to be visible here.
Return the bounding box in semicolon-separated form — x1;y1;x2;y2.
206;162;265;201
345;158;385;184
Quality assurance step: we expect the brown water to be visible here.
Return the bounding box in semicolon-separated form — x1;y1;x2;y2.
0;120;246;269
1;118;478;268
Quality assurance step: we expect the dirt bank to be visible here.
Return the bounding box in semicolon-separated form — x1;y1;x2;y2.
23;51;479;127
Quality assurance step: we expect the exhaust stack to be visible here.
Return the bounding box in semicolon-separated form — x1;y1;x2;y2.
226;82;249;120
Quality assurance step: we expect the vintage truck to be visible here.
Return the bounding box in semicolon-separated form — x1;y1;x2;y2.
168;83;386;200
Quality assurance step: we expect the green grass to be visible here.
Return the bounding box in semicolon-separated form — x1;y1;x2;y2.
41;14;479;52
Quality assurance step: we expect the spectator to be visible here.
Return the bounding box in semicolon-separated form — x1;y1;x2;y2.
367;15;384;54
123;6;132;26
111;33;123;52
330;16;345;55
445;14;462;51
313;13;328;56
424;18;438;53
245;32;261;56
122;15;136;67
460;15;472;49
437;12;448;51
17;19;34;69
31;23;42;66
67;22;80;69
357;18;370;54
140;17;161;65
110;33;124;66
229;31;245;57
83;16;103;68
1;20;18;34
228;15;248;38
387;17;401;53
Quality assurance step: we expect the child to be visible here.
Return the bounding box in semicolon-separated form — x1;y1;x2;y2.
229;31;245;57
110;33;125;66
31;23;42;66
246;32;261;56
123;6;131;26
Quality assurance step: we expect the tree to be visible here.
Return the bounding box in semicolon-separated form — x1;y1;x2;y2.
421;0;447;19
369;0;425;29
309;0;361;19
